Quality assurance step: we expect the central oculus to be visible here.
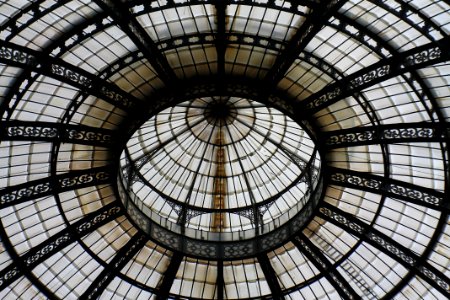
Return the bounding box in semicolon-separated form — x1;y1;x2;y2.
119;96;321;250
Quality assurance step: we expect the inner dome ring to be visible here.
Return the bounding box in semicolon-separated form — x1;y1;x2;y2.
118;92;323;259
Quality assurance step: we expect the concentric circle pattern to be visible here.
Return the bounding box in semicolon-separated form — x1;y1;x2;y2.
0;0;449;299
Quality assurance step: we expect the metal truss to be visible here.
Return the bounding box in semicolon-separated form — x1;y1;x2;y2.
0;40;144;113
0;120;118;146
155;252;184;300
318;203;450;298
300;38;450;114
328;167;448;212
265;0;347;83
93;0;177;84
0;203;123;291
0;166;113;209
293;234;361;300
322;122;450;148
81;232;148;299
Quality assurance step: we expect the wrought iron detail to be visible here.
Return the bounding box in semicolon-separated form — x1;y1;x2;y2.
329;168;446;211
1;121;116;145
319;205;450;296
0;167;113;208
303;39;450;112
0;204;123;290
0;41;141;112
323;123;449;148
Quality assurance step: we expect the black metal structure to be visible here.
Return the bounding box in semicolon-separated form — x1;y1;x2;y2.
0;0;449;299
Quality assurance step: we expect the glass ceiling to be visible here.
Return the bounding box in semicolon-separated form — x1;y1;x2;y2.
0;0;449;299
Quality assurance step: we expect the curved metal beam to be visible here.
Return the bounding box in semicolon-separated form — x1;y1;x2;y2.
93;0;177;84
328;167;448;212
0;203;123;291
81;232;148;299
0;166;113;209
318;203;450;297
265;0;347;83
257;253;284;300
293;234;361;300
155;252;183;300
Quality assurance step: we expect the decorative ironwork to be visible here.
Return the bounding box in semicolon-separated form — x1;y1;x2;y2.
319;204;450;297
323;123;449;148
0;167;113;208
0;204;122;290
303;38;450;112
0;45;36;66
329;167;446;211
0;41;141;112
1;121;116;146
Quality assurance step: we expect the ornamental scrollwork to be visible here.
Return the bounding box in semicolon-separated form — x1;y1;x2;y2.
51;64;92;88
319;207;365;234
350;65;390;88
24;232;72;266
0;266;20;288
366;232;416;266
419;266;450;292
6;125;58;138
387;184;442;206
0;182;51;205
383;127;435;139
404;46;442;66
0;46;36;66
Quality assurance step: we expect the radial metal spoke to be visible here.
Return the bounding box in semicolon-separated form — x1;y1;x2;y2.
265;0;347;83
328;167;448;212
81;232;147;300
293;234;361;300
0;166;113;209
0;40;143;112
322;122;450;148
318;203;450;297
93;0;176;84
215;0;227;79
155;252;184;300
0;203;123;291
257;253;284;300
0;120;119;146
301;38;450;114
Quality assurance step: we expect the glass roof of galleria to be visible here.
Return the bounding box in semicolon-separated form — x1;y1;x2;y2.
0;0;449;299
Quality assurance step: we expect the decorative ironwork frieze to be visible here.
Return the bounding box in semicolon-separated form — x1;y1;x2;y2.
319;205;450;296
328;167;446;211
0;167;113;208
303;38;450;112
1;121;116;146
0;41;142;112
323;123;450;148
0;204;123;290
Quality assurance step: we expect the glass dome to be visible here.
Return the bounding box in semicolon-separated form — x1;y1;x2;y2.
0;0;449;299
